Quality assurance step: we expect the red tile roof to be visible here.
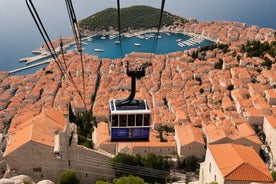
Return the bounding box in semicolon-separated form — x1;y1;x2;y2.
208;143;273;182
4;109;66;156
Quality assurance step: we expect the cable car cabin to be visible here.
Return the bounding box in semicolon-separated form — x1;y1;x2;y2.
109;99;150;141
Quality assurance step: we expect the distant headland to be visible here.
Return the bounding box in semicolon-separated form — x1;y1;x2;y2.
79;5;186;34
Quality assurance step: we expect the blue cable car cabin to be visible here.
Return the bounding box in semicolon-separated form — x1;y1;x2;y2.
108;60;152;141
109;99;150;141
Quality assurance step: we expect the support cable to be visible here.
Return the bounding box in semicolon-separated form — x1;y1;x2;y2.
150;0;166;61
117;0;123;58
26;0;86;107
25;0;65;75
65;0;86;107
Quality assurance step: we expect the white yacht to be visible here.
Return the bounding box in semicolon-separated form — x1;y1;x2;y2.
94;49;104;52
134;43;141;46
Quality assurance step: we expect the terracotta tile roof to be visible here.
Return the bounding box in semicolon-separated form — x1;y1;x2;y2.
208;143;273;182
4;109;65;156
236;123;256;137
204;124;227;143
175;125;204;145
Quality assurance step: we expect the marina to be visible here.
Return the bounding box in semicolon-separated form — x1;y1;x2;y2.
12;32;214;75
176;35;205;47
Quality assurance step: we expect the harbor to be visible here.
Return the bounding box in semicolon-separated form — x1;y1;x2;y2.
12;32;214;75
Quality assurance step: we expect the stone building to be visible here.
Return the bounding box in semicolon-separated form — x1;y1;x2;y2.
174;125;205;160
3;109;115;183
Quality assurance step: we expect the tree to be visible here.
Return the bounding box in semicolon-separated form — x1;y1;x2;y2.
214;59;223;69
96;181;112;184
142;153;170;171
58;170;80;184
271;171;276;181
180;156;199;172
113;175;147;184
111;153;169;184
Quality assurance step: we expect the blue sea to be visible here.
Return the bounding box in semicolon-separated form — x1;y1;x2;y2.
13;33;213;76
75;33;212;59
0;0;276;74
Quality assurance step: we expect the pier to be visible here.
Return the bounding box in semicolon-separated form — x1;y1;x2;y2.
9;59;51;74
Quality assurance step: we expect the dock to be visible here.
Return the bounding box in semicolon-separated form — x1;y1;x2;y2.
19;52;51;64
9;59;51;74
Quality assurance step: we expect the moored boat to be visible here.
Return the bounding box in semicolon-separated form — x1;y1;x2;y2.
94;48;104;52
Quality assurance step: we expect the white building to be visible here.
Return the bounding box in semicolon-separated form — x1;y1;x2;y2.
199;143;273;184
263;116;276;165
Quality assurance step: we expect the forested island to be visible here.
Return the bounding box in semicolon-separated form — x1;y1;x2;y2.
79;5;186;32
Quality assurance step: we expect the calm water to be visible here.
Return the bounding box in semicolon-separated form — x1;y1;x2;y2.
77;33;213;59
13;32;213;76
0;0;276;73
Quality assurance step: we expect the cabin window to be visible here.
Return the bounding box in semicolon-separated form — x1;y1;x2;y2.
144;114;150;126
136;114;143;126
112;115;118;126
119;115;127;127
128;114;135;126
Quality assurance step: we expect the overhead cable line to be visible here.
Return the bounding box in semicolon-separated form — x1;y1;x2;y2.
26;0;86;107
71;155;170;179
117;0;123;58
65;0;86;108
150;0;166;61
25;0;65;75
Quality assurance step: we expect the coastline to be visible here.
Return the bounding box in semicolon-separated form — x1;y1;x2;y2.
15;28;209;75
12;20;276;75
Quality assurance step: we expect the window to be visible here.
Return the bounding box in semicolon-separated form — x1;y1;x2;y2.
128;114;135;126
119;115;127;127
136;114;143;126
144;114;150;126
209;163;211;173
112;115;118;126
214;174;216;182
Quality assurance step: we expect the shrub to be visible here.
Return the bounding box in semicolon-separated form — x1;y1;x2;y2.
58;170;80;184
271;171;276;181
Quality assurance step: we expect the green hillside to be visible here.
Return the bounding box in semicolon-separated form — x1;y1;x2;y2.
79;5;186;32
